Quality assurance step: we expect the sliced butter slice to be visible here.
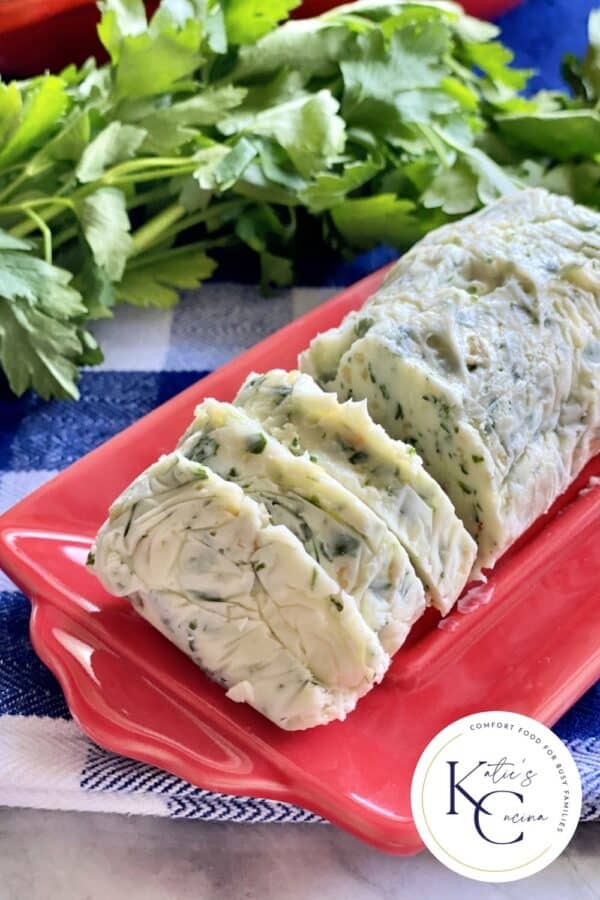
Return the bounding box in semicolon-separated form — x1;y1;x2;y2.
90;453;387;730
179;400;426;654
235;368;476;613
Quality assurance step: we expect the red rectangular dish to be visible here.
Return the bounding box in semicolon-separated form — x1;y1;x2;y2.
0;265;599;854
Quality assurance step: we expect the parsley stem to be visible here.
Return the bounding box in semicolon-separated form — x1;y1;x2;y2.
0;197;74;215
0;161;26;177
418;124;452;165
127;183;179;210
105;166;197;186
0;160;56;204
53;224;79;250
23;208;53;263
130;199;245;254
103;157;194;179
127;236;234;271
0;170;29;204
130;203;187;255
4;197;75;238
157;199;247;243
101;159;198;188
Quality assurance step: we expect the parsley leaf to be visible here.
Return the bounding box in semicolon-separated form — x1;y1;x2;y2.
115;246;216;307
128;86;247;154
98;0;205;99
0;77;70;168
299;156;383;213
235;205;294;289
341;24;448;115
0;231;94;399
497;110;600;161
0;83;22;148
77;188;133;281
76;121;147;182
460;40;531;92
233;18;351;81
422;161;479;215
331;194;424;250
39;111;92;164
562;12;600;114
72;256;116;320
223;0;300;46
223;90;346;178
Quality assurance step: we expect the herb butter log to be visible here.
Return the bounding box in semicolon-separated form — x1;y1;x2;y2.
300;189;600;573
367;191;600;322
89;453;389;730
234;369;476;612
178;400;426;654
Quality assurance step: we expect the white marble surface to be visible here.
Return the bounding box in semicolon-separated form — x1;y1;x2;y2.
1;809;599;899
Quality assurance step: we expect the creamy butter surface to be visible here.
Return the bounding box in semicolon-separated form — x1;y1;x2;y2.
91;453;388;729
235;368;476;611
301;189;600;572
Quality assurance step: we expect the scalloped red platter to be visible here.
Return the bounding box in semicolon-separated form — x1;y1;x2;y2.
1;266;599;855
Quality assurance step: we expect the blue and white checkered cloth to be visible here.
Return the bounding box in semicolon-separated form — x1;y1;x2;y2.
1;0;599;825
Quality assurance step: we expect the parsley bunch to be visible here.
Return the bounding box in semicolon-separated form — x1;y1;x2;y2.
0;0;598;400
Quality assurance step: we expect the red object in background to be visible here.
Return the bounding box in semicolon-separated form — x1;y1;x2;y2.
1;1;105;76
0;264;599;854
0;0;155;76
0;0;522;78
